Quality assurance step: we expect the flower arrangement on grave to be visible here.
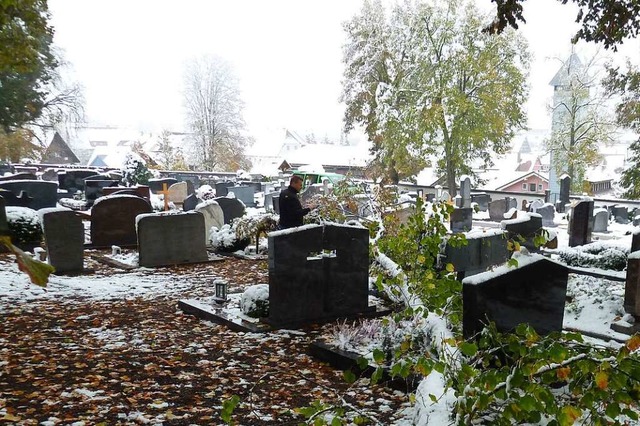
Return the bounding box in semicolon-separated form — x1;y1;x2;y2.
5;206;43;249
121;152;153;187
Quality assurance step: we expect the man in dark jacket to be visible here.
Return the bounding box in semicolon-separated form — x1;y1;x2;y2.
278;175;311;229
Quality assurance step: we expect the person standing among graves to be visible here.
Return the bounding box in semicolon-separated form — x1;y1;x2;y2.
278;175;312;229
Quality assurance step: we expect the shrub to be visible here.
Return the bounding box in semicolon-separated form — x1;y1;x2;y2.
6;206;42;246
240;284;269;318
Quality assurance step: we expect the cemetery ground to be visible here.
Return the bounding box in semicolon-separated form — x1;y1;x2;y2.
0;251;411;425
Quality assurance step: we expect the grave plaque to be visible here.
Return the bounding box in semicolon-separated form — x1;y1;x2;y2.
214;196;246;224
90;195;152;247
568;200;594;247
450;207;473;233
267;224;371;327
463;255;568;338
593;208;609;233
137;211;208;267
41;209;84;273
195;200;224;245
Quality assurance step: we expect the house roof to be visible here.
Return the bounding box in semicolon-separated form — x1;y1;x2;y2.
549;53;582;87
495;171;549;191
41;132;80;164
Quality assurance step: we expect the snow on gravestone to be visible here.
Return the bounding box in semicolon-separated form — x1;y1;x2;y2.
568;200;594;247
227;186;255;207
148;178;178;194
137;211;208;267
593;208;609;233
40;208;84;273
444;229;510;280
90;195;152;247
167;182;188;207
462;253;569;339
266;223;372;328
501;213;543;252
195;200;224;245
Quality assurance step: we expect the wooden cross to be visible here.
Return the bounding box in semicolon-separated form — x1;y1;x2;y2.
159;183;170;211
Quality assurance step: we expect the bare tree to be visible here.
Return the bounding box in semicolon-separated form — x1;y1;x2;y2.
183;55;252;171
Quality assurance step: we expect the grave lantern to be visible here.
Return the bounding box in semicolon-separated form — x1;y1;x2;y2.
214;279;228;301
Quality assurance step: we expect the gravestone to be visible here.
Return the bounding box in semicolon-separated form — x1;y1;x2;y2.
40;208;84;273
440;190;451;203
633;229;640;253
568;200;594;247
215;181;235;197
185;179;195;195
168;182;188;207
529;199;544;212
238;181;263;194
0;180;58;210
90;195;152;247
183;193;200;211
214;196;246;224
502;213;543;252
264;191;278;212
623;252;640;317
488;198;511;222
148;178;178;193
508;198;518;211
462;254;569;338
84;179;119;206
58;170;100;193
0;196;8;236
536;204;556;227
102;185;150;200
0;189;32;207
0;172;37;182
195;200;224;245
41;169;58;182
593;208;609;233
611;206;629;224
557;175;571;213
227;185;255;207
444;229;510;279
137;211;208;267
267;223;372;327
425;193;436;203
471;193;490;212
450;207;473;233
272;195;280;214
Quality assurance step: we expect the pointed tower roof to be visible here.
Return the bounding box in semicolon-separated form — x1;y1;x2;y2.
42;132;80;164
549;53;582;88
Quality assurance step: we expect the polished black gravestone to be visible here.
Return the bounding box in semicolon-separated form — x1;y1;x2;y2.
215;181;235;197
228;186;255;207
41;209;84;273
267;224;373;328
0;189;33;207
0;172;37;182
557;175;571;213
214;196;246;224
58;170;100;192
444;230;510;280
148;178;178;193
137;211;208;267
568;200;594;247
611;206;630;224
488;198;513;222
462;255;569;339
0;180;57;210
471;193;490;212
501;213;543;252
633;229;640;253
450;207;473;233
85;179;119;206
0;196;7;236
90;195;152;247
183;193;200;211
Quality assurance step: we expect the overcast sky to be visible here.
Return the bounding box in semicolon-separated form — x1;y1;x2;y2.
48;0;639;143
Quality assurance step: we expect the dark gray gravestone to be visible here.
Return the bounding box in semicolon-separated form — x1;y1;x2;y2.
502;213;543;252
0;180;57;209
148;178;178;193
0;196;7;236
470;193;490;211
85;179;119;206
462;255;569;339
41;209;84;273
623;253;640;317
41;169;59;182
444;230;510;280
450;208;473;233
185;179;196;195
0;189;32;207
183;193;200;211
214;196;246;224
611;206;629;224
267;224;371;327
238;181;263;194
228;186;255;207
568;200;594;247
215;181;235;197
593;208;609;233
633;229;640;253
536;204;556;227
264;191;278;212
90;195;152;247
488;198;509;222
102;185;150;200
272;195;280;214
58;170;100;192
556;175;571;213
0;172;37;182
137;212;208;267
426;193;436;203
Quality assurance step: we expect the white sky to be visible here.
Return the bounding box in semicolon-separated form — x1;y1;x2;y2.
48;0;639;143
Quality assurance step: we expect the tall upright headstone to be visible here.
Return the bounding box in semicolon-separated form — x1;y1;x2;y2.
557;175;571;214
611;251;640;334
568;200;594;247
460;176;471;209
0;196;8;237
41;209;84;273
